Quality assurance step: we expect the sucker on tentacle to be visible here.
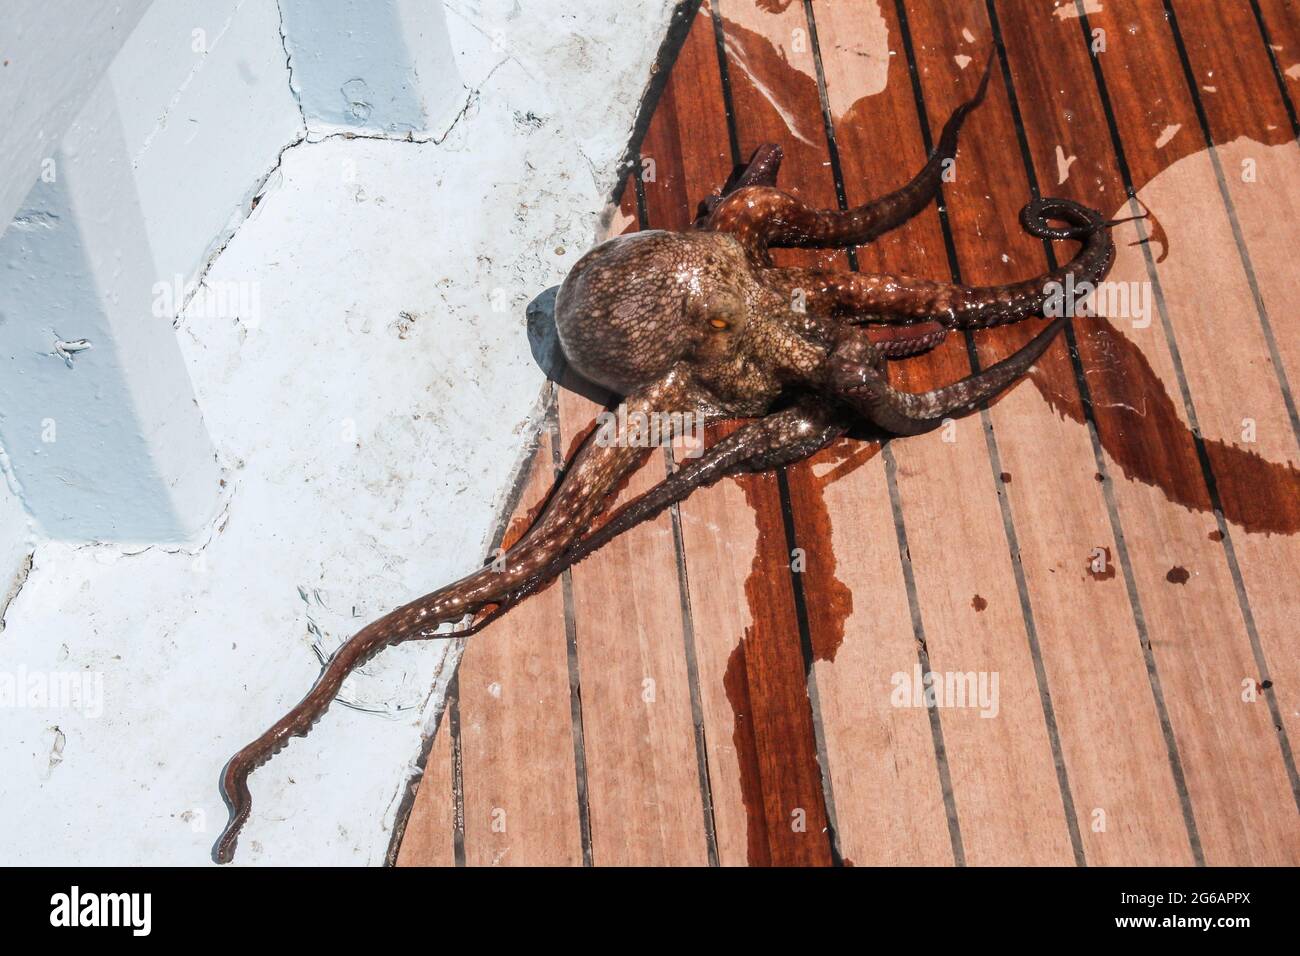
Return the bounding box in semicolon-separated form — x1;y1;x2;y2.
867;321;950;358
215;46;1126;863
761;197;1116;331
828;314;1071;436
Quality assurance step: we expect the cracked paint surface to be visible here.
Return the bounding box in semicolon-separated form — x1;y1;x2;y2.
0;0;677;865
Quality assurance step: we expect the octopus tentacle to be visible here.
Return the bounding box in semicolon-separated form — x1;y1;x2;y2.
828;314;1070;436
866;321;949;359
379;402;846;663
542;399;845;576
702;51;994;256
695;143;785;226
765;197;1116;330
213;372;701;863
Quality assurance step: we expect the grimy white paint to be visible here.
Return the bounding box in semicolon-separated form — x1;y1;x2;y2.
0;0;676;863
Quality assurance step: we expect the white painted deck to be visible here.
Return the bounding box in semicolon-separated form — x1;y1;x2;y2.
0;0;676;865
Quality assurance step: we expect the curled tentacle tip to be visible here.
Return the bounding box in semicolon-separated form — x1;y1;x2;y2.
1020;195;1108;239
214;756;251;864
974;47;996;97
211;813;241;863
212;805;248;864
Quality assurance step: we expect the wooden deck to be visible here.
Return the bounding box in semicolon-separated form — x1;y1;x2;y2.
393;0;1300;866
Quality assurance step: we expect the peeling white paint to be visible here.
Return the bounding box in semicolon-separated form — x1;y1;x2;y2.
0;484;33;623
1155;123;1182;149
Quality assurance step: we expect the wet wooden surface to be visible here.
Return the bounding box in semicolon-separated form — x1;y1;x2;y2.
396;0;1300;866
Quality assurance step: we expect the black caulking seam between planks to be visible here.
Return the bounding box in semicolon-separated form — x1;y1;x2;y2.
448;675;467;866
612;0;708;210
384;392;557;866
1164;0;1300;452
900;0;1086;865
709;1;743;169
805;0;966;866
1248;0;1300;141
713;0;842;866
1162;0;1300;819
637;154;721;866
665;443;723;867
1077;0;1297;841
547;398;596;867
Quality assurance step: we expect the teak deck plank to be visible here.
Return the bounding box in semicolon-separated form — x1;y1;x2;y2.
394;706;456;866
837;0;1077;866
1066;0;1300;866
879;0;1194;865
455;431;583;867
397;0;1300;866
985;0;1201;869
643;6;836;866
554;183;710;867
1165;0;1300;787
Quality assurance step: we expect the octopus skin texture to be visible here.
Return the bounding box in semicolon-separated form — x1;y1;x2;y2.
213;52;1121;863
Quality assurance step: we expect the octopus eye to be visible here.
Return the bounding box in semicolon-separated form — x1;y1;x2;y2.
709;318;730;330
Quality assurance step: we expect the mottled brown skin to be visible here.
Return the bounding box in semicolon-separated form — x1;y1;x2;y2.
214;51;1120;863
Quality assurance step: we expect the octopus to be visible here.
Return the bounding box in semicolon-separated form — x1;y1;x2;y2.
214;54;1122;863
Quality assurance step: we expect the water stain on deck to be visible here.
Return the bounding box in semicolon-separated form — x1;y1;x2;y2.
1039;317;1300;535
718;426;879;864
